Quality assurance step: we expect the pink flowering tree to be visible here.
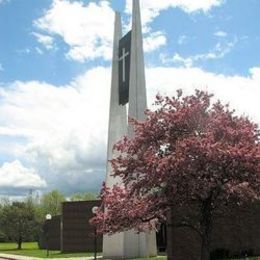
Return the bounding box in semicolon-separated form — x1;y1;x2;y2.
91;90;260;260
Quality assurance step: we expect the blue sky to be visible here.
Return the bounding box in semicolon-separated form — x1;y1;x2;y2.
0;0;260;198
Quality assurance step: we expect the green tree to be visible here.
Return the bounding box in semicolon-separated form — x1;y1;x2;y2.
0;197;10;206
0;202;38;249
40;190;66;217
70;192;98;201
92;91;260;260
24;191;43;240
0;198;11;242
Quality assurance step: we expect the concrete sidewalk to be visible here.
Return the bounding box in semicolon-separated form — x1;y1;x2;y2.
0;253;102;260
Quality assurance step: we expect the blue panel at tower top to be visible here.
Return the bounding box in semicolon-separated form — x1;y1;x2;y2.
119;30;132;106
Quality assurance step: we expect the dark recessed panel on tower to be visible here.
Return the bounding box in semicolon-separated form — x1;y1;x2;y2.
118;30;131;106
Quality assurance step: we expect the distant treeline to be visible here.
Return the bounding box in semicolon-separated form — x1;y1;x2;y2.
0;190;98;248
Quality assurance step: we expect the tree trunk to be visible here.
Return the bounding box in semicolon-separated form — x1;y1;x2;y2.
200;197;213;260
201;233;210;260
17;234;22;250
166;208;174;260
17;240;22;250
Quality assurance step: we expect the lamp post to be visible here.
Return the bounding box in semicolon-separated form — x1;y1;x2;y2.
45;214;52;257
92;206;99;260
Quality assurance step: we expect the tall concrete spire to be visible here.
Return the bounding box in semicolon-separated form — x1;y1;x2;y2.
103;12;126;259
103;1;157;259
124;0;157;258
128;0;147;136
105;12;127;188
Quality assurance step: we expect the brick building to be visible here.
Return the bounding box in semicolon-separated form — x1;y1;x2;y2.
168;202;260;259
41;200;260;259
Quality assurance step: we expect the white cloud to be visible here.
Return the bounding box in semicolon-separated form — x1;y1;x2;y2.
249;67;260;81
166;40;237;67
33;0;224;62
35;47;44;55
0;0;10;4
17;48;31;55
34;0;114;62
146;67;260;126
125;0;223;52
1;65;260;195
178;35;189;45
143;31;167;52
0;160;46;189
214;30;227;37
171;53;193;67
0;67;111;194
32;32;54;50
126;0;223;30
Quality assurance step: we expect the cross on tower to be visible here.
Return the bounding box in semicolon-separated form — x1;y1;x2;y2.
119;47;129;83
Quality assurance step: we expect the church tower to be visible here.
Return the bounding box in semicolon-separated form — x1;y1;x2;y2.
103;1;157;258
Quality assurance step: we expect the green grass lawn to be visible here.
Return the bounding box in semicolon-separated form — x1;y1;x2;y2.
231;258;260;260
0;243;259;260
0;242;166;259
0;242;101;258
135;257;166;260
0;242;167;259
135;256;260;260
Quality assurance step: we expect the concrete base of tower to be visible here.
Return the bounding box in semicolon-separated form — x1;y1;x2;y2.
103;230;157;259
